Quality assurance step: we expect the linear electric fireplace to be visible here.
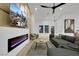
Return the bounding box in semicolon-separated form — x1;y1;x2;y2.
8;34;28;52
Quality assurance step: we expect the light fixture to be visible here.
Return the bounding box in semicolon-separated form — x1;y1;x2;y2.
35;8;37;11
60;8;62;10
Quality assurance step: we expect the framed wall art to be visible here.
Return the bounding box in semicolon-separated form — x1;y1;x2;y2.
10;3;27;28
64;19;74;33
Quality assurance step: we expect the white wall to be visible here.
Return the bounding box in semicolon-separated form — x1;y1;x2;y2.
30;3;79;38
0;26;29;56
55;13;79;36
28;3;54;39
31;14;54;40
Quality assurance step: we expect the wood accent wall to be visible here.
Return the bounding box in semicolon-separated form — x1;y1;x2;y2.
0;3;32;34
0;3;11;27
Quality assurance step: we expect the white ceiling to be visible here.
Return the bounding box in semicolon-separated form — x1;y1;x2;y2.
56;3;79;14
28;3;79;21
28;3;53;22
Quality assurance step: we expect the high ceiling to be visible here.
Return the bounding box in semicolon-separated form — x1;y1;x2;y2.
28;3;53;17
28;3;79;21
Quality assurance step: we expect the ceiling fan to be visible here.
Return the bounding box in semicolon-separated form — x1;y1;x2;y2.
40;3;66;14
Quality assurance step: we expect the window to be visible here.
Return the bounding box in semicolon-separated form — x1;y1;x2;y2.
39;25;43;33
45;25;49;33
39;25;49;33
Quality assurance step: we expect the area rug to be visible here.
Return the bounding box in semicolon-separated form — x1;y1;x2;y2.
26;42;47;56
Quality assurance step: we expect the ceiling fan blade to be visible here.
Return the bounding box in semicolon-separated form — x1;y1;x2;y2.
40;5;52;8
40;3;66;14
54;3;66;9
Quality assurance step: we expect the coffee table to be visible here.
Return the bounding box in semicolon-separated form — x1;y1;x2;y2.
34;39;48;49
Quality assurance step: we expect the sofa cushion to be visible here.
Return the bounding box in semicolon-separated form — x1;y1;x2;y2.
50;38;79;51
53;38;71;45
47;48;79;56
66;36;76;43
61;35;76;43
51;38;72;47
61;35;66;40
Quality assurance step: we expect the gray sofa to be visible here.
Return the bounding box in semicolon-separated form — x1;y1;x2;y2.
47;34;79;56
50;35;79;51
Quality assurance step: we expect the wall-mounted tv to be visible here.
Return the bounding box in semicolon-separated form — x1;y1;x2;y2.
10;3;27;28
8;34;28;52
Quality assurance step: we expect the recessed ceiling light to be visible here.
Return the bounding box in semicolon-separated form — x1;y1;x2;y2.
35;8;37;11
60;8;62;10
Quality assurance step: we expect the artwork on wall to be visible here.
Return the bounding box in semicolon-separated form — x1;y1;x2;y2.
64;19;74;33
10;3;27;28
